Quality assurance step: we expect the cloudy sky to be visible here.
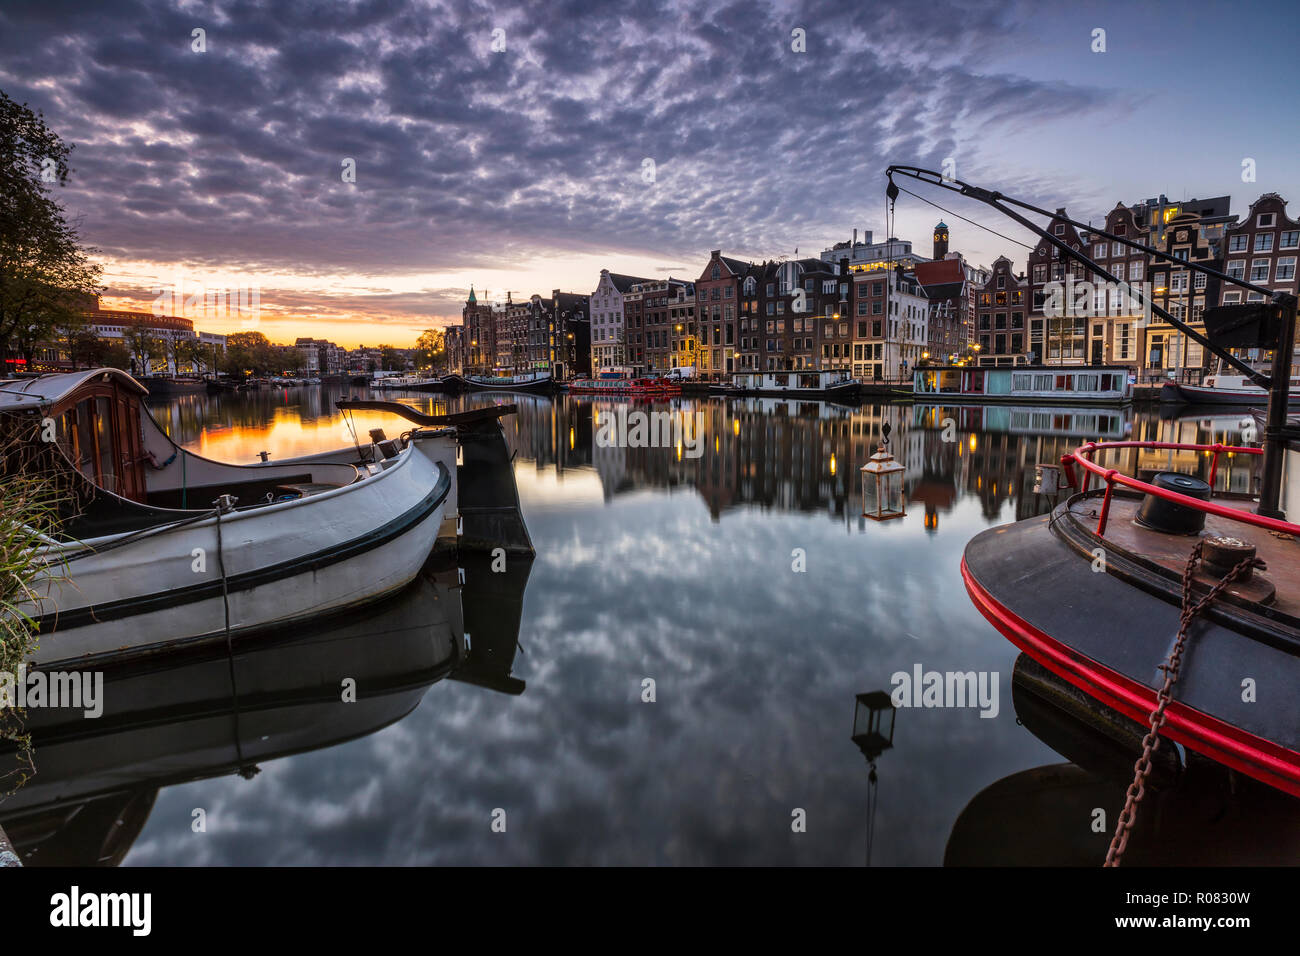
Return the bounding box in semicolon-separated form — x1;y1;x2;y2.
2;0;1297;347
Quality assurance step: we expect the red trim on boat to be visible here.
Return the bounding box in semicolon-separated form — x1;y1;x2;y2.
962;555;1300;798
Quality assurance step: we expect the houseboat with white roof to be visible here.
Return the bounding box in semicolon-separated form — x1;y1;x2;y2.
912;365;1133;405
716;369;861;402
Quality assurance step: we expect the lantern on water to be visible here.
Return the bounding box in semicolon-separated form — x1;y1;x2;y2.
860;421;906;520
851;691;897;764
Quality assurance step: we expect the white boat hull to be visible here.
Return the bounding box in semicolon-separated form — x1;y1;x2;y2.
26;432;459;668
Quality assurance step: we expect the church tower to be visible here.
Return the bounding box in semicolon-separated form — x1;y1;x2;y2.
933;221;949;259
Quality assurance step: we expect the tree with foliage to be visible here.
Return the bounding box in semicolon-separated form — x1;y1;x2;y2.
0;90;102;365
174;337;208;374
63;327;101;369
378;344;405;371
121;324;163;376
95;339;132;370
221;330;275;376
416;328;446;371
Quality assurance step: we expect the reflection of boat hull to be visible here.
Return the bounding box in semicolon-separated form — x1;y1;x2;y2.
717;382;862;403
0;564;465;863
912;403;1128;439
1249;407;1300;451
962;497;1300;797
945;653;1300;866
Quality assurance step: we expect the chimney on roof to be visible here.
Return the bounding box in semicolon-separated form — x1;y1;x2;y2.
853;228;857;245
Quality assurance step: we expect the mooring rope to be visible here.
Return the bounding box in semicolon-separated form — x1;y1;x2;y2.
1104;540;1263;866
214;497;260;781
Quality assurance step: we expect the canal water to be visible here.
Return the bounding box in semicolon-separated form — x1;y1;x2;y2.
12;386;1298;864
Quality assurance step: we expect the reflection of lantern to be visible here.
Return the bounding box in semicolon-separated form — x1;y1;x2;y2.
860;422;905;520
851;691;896;764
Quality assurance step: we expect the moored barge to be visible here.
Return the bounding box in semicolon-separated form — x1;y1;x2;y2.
912;365;1133;405
443;370;555;395
715;369;861;402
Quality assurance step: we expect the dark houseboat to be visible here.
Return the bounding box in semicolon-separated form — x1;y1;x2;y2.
715;369;861;402
442;370;555;395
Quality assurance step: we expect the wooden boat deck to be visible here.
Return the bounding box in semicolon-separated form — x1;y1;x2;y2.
1070;495;1300;616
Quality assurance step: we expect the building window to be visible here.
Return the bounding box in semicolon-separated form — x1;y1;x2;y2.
1258;213;1276;228
1250;258;1271;282
1281;230;1299;250
1277;257;1296;281
1095;242;1107;258
1228;234;1249;253
1255;233;1274;252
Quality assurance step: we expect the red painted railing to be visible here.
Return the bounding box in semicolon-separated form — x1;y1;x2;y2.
1063;440;1300;538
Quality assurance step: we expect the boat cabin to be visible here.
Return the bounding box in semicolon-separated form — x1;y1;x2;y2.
730;370;857;392
913;365;1133;404
1;369;380;540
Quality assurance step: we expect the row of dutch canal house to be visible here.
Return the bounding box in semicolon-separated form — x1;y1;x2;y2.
443;190;1296;381
981;192;1297;378
446;223;990;381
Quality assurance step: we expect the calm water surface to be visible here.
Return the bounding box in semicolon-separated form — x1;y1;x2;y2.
24;385;1296;865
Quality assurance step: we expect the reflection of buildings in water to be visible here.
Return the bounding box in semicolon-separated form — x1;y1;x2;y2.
502;395;593;477
494;396;1272;529
1133;412;1261;496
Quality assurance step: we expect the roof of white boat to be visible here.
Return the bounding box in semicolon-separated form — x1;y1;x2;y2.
0;368;148;411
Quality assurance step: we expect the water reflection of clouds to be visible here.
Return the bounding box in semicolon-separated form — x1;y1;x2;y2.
127;477;1060;866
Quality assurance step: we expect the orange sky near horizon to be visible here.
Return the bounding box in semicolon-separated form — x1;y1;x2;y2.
95;249;702;350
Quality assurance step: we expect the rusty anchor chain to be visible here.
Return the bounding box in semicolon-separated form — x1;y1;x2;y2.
1103;540;1265;867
